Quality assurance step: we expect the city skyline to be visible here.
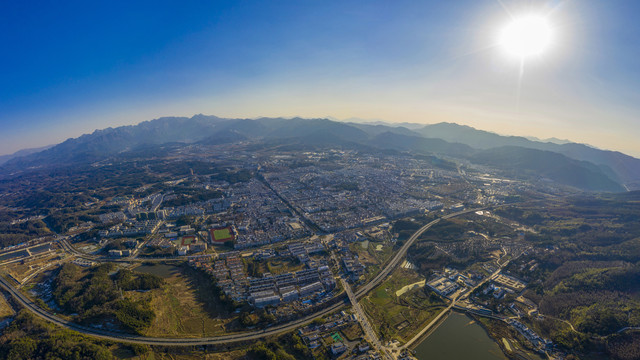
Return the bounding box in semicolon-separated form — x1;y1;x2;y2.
2;1;640;156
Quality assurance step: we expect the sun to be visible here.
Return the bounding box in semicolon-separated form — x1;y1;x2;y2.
499;14;552;60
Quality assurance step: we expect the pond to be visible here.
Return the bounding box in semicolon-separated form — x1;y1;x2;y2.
413;312;507;360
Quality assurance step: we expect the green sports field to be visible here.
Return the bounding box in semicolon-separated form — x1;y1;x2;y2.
212;228;233;241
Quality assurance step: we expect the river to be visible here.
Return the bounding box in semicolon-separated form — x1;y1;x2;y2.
413;312;507;360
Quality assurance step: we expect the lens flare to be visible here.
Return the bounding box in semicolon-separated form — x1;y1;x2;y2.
499;14;552;59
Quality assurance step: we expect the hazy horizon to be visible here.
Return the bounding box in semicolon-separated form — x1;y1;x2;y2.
0;114;628;158
2;1;640;157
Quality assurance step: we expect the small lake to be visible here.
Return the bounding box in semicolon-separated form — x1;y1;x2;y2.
413;312;507;360
132;264;179;278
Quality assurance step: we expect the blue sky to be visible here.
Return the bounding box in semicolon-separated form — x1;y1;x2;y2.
1;1;640;156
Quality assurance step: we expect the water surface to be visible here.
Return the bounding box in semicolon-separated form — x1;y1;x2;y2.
413;312;507;360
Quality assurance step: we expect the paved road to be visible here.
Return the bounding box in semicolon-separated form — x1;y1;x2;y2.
341;277;392;360
401;246;519;350
0;208;482;346
353;208;482;299
59;239;189;263
0;273;349;346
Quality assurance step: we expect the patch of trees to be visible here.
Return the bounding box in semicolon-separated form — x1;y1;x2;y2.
287;160;314;169
139;245;175;257
0;219;50;247
146;160;218;176
114;269;163;291
45;210;97;233
392;219;421;241
50;263;161;334
16;190;95;210
113;298;155;334
414;154;457;171
539;264;640;336
239;308;277;327
0;161;160;212
162;188;222;207
102;239;128;252
496;197;640;250
335;182;359;191
246;334;313;360
607;332;640;360
215;169;252;184
0;311;114;360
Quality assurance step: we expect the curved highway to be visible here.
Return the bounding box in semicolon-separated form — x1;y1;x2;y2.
0;208;481;346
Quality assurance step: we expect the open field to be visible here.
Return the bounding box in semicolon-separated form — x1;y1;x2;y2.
351;239;394;283
130;349;248;360
0;292;15;318
360;267;445;343
395;279;426;297
126;264;240;337
2;252;62;283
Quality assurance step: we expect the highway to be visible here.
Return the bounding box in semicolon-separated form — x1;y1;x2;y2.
59;239;188;263
353;208;482;299
0;272;349;346
0;208;482;346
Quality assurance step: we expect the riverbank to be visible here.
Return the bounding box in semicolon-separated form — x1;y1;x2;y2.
407;310;451;350
469;313;546;360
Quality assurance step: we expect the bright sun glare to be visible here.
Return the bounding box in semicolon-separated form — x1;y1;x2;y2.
499;14;552;59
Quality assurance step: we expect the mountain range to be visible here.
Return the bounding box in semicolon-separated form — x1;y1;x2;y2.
0;144;54;166
1;115;637;193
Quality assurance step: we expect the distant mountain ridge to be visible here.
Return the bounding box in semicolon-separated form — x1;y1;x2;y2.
0;144;54;165
472;146;625;192
1;115;638;192
418;122;640;189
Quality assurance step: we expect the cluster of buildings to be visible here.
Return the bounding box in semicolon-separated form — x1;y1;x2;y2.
298;312;369;357
287;241;325;262
98;211;127;224
508;319;553;351
342;255;366;281
493;274;527;292
262;163;445;233
98;219;162;238
482;283;511;300
108;248;134;257
188;254;336;308
174;235;207;255
427;268;479;298
223;180;311;249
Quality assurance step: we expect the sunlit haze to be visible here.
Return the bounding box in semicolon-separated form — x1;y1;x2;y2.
499;14;552;59
1;1;640;157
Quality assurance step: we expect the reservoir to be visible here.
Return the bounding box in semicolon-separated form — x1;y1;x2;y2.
413;312;507;360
